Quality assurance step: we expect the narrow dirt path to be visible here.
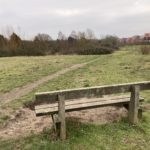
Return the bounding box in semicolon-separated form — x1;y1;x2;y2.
0;58;98;105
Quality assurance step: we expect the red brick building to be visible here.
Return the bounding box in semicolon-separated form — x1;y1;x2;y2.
120;33;150;44
144;33;150;42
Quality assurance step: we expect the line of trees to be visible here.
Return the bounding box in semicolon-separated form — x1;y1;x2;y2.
0;29;120;56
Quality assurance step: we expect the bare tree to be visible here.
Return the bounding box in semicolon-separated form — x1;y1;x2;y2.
2;26;14;38
57;31;66;40
0;34;7;49
86;28;96;40
69;30;78;39
78;31;86;40
34;33;52;42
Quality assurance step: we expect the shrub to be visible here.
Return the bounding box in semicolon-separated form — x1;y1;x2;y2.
101;36;120;49
0;31;120;56
77;47;114;55
141;46;150;55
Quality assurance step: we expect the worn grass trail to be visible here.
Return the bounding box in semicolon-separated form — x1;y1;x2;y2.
0;58;99;105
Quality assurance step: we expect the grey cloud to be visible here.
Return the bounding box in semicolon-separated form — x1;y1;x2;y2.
0;0;150;39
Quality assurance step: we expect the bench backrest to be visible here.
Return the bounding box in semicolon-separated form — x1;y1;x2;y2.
35;81;150;105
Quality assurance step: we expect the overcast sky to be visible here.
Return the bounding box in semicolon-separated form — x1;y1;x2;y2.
0;0;150;39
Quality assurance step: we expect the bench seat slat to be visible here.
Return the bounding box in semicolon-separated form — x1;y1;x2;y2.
35;96;144;116
35;95;130;110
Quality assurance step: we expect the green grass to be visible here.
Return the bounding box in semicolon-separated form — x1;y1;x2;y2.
0;55;98;94
0;45;150;150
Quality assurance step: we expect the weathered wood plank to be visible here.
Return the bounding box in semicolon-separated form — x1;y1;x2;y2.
35;81;150;105
58;94;66;140
35;95;130;110
35;96;144;116
129;85;140;124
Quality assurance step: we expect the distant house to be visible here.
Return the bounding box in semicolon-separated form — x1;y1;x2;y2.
120;32;150;44
126;37;133;44
144;33;150;42
132;35;143;44
119;38;128;44
120;35;146;44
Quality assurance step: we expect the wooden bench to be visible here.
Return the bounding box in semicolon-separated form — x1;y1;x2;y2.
34;81;150;140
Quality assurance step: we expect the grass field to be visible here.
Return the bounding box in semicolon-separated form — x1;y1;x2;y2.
0;46;150;150
0;55;97;94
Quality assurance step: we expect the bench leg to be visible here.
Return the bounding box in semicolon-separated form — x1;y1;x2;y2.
123;104;143;119
123;104;143;120
138;108;143;119
58;94;66;141
129;85;140;124
51;114;61;138
51;94;66;140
